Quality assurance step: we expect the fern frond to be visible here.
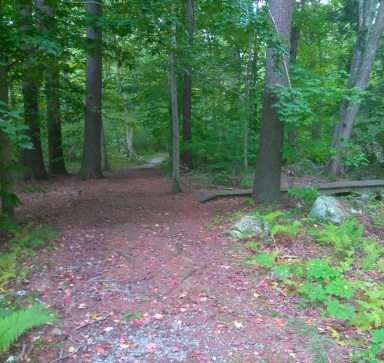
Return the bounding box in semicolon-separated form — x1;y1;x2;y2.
0;304;57;354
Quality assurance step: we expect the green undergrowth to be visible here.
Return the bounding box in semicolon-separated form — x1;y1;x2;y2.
237;203;384;362
0;221;58;356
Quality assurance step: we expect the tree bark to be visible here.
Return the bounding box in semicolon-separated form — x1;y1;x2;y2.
18;0;48;180
243;35;253;170
325;0;384;177
169;4;182;193
79;0;103;180
252;0;292;203
36;0;68;175
114;35;137;159
181;0;194;170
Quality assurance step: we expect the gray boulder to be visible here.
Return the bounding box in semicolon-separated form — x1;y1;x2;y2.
222;215;270;239
309;196;348;224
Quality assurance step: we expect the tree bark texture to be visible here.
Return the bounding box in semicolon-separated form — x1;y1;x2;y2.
181;0;194;170
252;0;292;203
36;0;68;175
325;0;384;177
79;0;103;180
18;0;48;180
170;4;182;193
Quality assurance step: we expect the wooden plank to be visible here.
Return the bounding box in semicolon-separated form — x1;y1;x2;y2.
196;179;384;203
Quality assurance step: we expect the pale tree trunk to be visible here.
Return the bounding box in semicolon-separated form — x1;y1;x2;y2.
252;0;292;203
181;0;194;170
79;0;103;179
169;4;182;193
114;35;137;159
243;35;253;170
0;54;14;220
325;0;384;177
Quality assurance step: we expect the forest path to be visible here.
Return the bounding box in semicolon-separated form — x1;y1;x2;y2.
15;166;349;363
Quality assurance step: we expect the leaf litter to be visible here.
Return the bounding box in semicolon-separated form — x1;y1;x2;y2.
7;166;353;362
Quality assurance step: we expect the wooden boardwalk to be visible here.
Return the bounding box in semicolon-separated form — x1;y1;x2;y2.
196;179;384;203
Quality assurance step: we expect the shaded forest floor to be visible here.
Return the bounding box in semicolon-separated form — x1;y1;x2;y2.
6;162;354;363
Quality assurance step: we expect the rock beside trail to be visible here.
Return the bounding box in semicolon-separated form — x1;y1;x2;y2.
309;196;349;224
222;215;270;239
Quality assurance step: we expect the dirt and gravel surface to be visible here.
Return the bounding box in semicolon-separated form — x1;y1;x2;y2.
4;161;353;363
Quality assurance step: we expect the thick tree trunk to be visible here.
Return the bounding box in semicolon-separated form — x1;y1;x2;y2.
181;0;194;170
20;79;48;180
36;0;68;175
101;123;110;171
169;4;182;193
0;55;14;220
252;0;292;203
46;65;68;175
18;0;48;180
79;0;103;180
325;0;384;177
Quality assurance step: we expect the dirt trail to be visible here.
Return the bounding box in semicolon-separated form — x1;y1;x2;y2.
12;165;349;363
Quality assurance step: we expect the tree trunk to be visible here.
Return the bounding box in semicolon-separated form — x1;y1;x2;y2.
181;0;194;170
101;123;110;171
36;0;68;175
0;54;14;220
243;35;253;170
169;4;182;193
252;0;292;203
18;0;48;180
114;36;137;159
325;0;384;177
79;0;103;180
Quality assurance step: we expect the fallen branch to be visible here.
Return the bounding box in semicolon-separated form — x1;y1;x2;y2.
74;313;112;331
159;265;207;297
163;241;183;263
50;345;86;363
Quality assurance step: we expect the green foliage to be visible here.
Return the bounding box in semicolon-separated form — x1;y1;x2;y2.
0;304;57;354
271;220;301;240
368;198;384;229
351;329;384;362
287;186;319;207
360;238;384;271
350;286;384;331
308;218;364;256
250;250;279;268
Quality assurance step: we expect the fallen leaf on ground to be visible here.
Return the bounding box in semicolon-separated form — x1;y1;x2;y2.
153;313;163;320
146;342;157;352
78;303;86;309
120;336;128;344
133;319;141;327
104;327;114;332
233;321;243;328
96;347;105;355
273;319;284;327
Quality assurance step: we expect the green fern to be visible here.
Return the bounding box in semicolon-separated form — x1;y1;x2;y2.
308;218;363;254
350;287;384;331
360;239;384;271
0;304;57;354
271;220;301;239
